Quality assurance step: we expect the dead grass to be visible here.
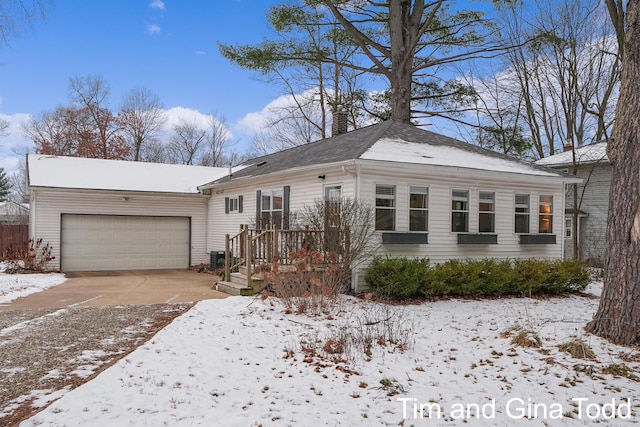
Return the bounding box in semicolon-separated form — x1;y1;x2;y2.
558;339;597;360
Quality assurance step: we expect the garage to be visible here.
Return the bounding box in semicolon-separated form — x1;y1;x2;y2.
61;214;191;272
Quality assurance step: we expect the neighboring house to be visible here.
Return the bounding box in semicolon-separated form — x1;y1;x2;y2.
28;121;577;292
0;201;29;224
535;142;610;266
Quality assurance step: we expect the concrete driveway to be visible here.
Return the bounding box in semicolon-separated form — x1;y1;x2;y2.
0;270;229;310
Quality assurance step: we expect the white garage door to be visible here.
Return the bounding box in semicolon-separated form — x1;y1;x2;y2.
61;214;190;271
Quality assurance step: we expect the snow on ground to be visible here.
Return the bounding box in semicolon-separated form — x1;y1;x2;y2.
0;265;66;303
22;281;640;426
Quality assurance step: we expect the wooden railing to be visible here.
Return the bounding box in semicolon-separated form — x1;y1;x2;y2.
224;225;350;287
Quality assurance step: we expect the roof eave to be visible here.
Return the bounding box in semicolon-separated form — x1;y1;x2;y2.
199;159;358;190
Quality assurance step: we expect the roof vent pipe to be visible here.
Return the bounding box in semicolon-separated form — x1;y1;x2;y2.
331;110;349;136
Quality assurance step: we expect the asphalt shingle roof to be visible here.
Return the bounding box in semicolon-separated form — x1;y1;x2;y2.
204;121;560;186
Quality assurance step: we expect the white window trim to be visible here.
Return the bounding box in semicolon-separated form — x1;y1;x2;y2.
324;184;342;200
478;190;495;234
539;194;554;234
229;197;239;213
409;184;429;233
451;189;470;233
514;193;531;234
375;183;396;231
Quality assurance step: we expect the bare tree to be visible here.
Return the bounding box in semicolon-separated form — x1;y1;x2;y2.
199;113;233;167
9;159;28;203
23;106;77;156
299;197;378;289
167;118;207;165
67;75;129;159
139;139;168;163
120;87;166;161
490;0;619;159
0;0;48;46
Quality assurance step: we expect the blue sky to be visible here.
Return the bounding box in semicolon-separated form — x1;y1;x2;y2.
0;0;295;171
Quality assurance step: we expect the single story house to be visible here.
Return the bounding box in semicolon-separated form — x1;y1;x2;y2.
0;201;29;225
28;120;579;292
535;142;609;265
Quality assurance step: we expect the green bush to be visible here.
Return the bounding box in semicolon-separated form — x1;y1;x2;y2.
364;257;590;300
363;257;429;300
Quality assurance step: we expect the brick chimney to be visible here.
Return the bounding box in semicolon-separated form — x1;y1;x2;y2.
331;111;348;136
563;143;573;152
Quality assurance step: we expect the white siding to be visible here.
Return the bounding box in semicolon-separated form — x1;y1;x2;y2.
30;189;209;270
207;160;566;293
358;162;565;262
207;164;357;252
563;163;610;265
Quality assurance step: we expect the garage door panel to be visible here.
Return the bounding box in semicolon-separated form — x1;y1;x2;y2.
61;215;190;271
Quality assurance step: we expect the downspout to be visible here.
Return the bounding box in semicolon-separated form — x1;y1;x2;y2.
341;161;360;291
561;181;567;260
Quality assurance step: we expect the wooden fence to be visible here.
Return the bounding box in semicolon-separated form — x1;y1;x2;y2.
0;225;29;257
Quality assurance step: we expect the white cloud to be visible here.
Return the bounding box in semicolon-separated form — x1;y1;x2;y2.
236;91;318;136
147;24;161;35
149;0;165;10
195;50;207;56
158;107;234;140
0;113;33;173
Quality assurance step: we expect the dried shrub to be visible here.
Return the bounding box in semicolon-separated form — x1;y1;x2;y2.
510;329;542;348
2;238;55;273
266;247;347;316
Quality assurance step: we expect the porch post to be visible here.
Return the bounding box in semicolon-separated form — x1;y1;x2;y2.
246;232;253;288
224;233;230;281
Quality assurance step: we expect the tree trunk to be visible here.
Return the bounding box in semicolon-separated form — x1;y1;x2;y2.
586;1;640;345
388;0;416;124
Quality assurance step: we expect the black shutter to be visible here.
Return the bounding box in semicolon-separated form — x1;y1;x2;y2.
238;195;243;213
224;197;230;214
256;190;262;228
283;186;290;229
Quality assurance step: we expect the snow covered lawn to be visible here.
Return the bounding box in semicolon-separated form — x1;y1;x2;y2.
22;281;640;426
0;264;67;304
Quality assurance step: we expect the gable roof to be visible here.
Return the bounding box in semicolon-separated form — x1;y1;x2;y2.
0;201;29;216
27;154;229;194
203;121;559;187
534;142;608;167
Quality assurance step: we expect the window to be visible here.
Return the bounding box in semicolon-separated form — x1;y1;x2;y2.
539;195;553;233
225;196;243;214
565;217;572;238
478;191;495;233
261;189;284;228
451;190;469;233
324;185;342;229
325;185;342;200
229;198;239;213
375;184;396;231
515;194;530;233
409;186;429;232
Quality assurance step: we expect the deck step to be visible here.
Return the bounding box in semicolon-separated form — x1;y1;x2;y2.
215;280;254;296
229;272;264;287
